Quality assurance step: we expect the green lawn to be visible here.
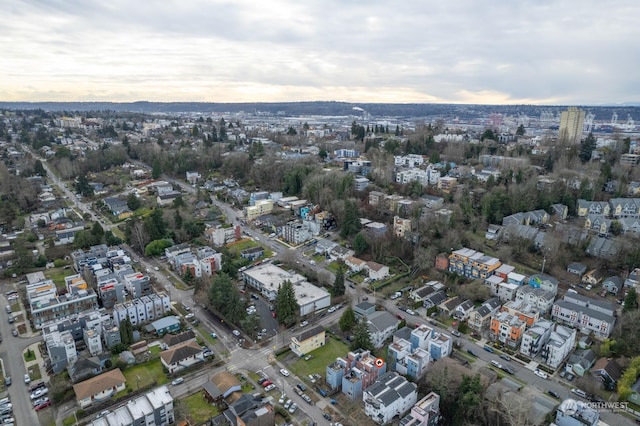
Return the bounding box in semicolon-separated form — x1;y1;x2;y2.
181;391;220;424
285;338;350;378
44;267;70;289
62;415;76;426
122;358;168;389
227;239;260;254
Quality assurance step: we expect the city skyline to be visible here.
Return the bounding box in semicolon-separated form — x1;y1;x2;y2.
2;0;639;105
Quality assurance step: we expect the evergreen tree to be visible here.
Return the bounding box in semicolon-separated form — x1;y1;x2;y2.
275;280;300;326
332;267;346;296
339;307;356;332
174;210;183;229
340;200;361;238
624;287;638;312
119;317;134;346
351;319;374;352
152;159;162;179
353;232;368;255
34;160;46;177
126;193;141;211
579;132;597;163
516;124;526;136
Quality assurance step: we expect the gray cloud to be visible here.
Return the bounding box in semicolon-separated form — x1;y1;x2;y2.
1;0;638;103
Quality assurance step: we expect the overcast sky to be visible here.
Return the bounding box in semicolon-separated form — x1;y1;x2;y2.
2;0;639;105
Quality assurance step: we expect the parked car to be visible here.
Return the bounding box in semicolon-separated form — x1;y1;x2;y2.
29;382;46;392
406;309;416;316
23;374;30;384
490;360;502;368
547;390;560;398
264;384;276;391
501;366;515;375
257;377;268;385
566;373;575;381
280;369;290;377
534;369;549;380
232;330;241;336
451;330;461;337
483;346;494;353
35;400;51;411
262;380;273;387
296;383;307;392
284;399;292;409
171;378;184;386
210;332;217;339
300;321;309;327
500;354;512;362
467;349;477;357
278;394;286;404
288;403;298;414
318;388;328;397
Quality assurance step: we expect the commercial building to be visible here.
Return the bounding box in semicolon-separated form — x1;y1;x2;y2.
242;264;330;316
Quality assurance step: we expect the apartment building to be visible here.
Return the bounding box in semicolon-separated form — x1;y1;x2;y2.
363;372;418;425
490;311;526;348
393;216;412;238
448;248;501;279
515;286;556;313
400;392;441;426
387;339;430;380
290;326;325;356
31;288;99;330
501;299;540;327
541;325;576;368
326;349;387;401
551;292;616;338
244;199;274;221
112;292;171;326
44;327;77;374
86;385;175;426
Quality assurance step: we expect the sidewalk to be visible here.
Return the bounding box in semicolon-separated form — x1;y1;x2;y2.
24;342;47;385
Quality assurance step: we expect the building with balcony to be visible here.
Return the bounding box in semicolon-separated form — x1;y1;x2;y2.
551;293;616;338
363;372;418;425
489;311;526;348
515;286;556;313
326;349;387;401
541;325;576;369
399;392;441;426
448;248;501;279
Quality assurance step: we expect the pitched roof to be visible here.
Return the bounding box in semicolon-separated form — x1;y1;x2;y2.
591;358;622;381
160;340;203;365
210;371;241;395
367;311;399;333
73;368;126;400
295;325;325;342
163;330;196;347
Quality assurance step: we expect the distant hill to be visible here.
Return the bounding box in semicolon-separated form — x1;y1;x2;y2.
0;101;638;121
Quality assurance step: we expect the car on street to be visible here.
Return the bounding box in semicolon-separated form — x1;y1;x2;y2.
284;399;292;409
406;309;416;316
547;390;560;398
500;354;512;362
288;403;298;414
280;369;290;377
185;313;194;320
264;384;276;391
451;330;461;337
24;374;30;384
232;330;241;336
210;332;217;339
328;306;336;313
534;369;549;379
490;360;502;368
483;345;494;353
11;328;17;337
466;349;477;357
171;378;184;386
296;383;307;392
4;377;10;387
300;320;309;327
501;366;515;375
323;412;332;420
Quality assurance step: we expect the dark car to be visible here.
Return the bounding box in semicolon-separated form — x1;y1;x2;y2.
548;390;560;399
566;373;575;381
323;412;332;420
296;383;307;392
483;346;494;353
501;366;515;375
257;377;268;385
467;349;477;357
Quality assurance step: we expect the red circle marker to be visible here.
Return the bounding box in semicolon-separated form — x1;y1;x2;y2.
375;358;384;368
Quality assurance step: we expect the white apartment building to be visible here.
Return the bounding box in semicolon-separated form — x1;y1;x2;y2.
515;286;556;313
113;292;171;326
395;168;429;186
541;325;576;368
363;372;418;425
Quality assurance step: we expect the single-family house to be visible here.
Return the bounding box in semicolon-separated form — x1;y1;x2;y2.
367;311;400;349
567;262;587;277
73;368;127;408
468;298;501;332
452;299;474;321
354;302;377;320
565;349;597;377
345;256;367;273
602;276;623;295
290;326;326;356
423;290;447;310
366;261;390;281
159;340;204;374
591;358;622;390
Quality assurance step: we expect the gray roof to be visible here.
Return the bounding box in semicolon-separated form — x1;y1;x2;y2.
425;290;447;305
475;305;491;317
603;276;623;290
393;327;412;341
554;300;615;323
296;325;324;342
564;293;616;313
355;302;375;311
568;262;587;273
368;311;400;333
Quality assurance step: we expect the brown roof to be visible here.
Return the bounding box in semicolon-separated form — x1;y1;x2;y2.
210;371;240;394
163;330;196;347
73;368;126;400
160;340;203;365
